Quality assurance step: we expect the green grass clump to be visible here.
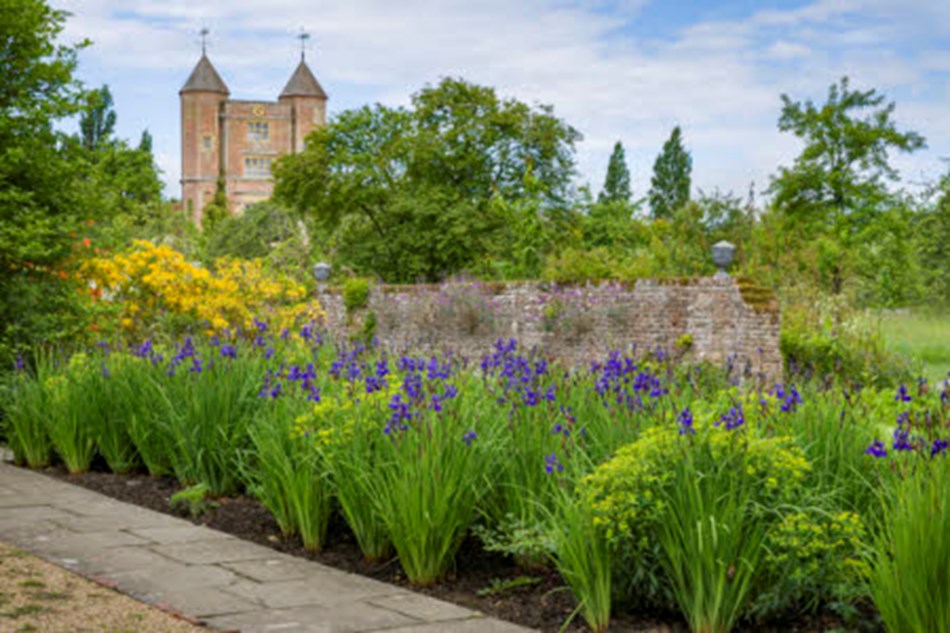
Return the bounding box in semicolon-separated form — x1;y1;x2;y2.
880;311;950;383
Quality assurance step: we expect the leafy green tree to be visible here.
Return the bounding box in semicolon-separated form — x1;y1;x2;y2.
138;129;153;153
770;77;925;231
649;126;691;219
206;201;312;279
275;78;580;282
918;172;950;304
599;141;631;204
202;176;230;233
769;77;925;297
79;84;116;152
0;0;88;367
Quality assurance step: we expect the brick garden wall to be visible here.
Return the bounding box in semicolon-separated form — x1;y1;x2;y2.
316;276;782;382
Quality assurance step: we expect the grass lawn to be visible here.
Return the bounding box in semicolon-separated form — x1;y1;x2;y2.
880;310;950;383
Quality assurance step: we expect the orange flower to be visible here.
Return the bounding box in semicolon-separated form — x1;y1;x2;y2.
83;238;91;248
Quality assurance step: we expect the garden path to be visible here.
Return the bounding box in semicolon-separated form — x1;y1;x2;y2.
0;460;532;632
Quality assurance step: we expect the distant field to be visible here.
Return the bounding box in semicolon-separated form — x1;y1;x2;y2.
880;311;950;383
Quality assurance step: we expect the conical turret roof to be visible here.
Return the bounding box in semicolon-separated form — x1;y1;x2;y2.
280;60;327;99
180;54;230;95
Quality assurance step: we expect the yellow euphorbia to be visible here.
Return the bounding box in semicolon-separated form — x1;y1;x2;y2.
82;240;323;336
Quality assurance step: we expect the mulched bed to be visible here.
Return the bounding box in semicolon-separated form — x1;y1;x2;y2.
40;466;873;632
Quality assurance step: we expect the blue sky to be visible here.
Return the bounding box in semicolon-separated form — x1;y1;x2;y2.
59;0;950;202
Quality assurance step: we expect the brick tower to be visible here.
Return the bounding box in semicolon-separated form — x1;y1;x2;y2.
179;45;328;222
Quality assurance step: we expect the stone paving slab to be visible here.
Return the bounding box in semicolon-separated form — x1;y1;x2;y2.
0;461;536;632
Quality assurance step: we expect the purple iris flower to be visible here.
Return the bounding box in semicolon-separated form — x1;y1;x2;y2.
895;383;912;403
544;453;564;474
462;430;477;447
930;439;948;458
220;344;237;359
865;441;888;458
678;408;695;436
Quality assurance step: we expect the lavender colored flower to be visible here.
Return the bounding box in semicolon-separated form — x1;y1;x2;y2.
780;384;802;413
930;439;948;458
865;441;888;458
718;405;745;431
220;344;237;359
209;335;221;347
544;453;564;474
895;383;912;403
14;356;24;371
678;408;695;436
264;347;275;359
462;430;477;447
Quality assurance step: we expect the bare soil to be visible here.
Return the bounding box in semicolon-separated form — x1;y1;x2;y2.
43;467;875;633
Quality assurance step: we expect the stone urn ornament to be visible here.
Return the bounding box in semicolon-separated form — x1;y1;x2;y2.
312;262;332;283
712;241;735;278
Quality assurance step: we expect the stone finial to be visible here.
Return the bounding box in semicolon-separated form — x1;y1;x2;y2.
712;241;735;277
313;262;331;282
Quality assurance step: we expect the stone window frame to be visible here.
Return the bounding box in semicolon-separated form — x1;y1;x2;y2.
247;121;269;141
244;156;273;178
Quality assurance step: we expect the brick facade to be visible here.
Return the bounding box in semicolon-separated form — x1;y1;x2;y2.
180;55;327;222
316;276;783;382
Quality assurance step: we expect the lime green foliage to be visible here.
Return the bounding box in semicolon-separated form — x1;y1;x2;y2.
582;421;810;619
757;510;869;618
675;334;693;350
342;278;372;314
583;425;809;541
871;461;950;633
169;483;215;518
880;311;950;383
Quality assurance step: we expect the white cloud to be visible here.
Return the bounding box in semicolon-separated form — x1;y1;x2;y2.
57;0;950;200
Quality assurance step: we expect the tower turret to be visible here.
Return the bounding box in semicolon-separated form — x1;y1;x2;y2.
180;52;230;220
278;56;328;152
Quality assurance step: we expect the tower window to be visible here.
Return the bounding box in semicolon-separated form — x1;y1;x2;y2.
244;157;273;178
248;121;269;141
202;136;212;150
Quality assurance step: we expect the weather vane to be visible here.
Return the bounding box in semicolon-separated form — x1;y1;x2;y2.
200;27;209;55
298;27;310;61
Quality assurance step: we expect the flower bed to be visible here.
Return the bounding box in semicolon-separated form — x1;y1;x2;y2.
4;329;949;632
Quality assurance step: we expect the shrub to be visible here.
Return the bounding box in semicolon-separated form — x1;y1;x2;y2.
81;240;321;338
581;418;811;617
342;277;372;314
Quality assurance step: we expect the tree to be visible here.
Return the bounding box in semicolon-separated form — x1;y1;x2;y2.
770;77;925;231
202;176;230;233
0;0;88;367
79;84;116;152
138;129;153;153
599;141;631;204
275;77;580;282
918;172;950;304
649;126;691;219
769;77;926;296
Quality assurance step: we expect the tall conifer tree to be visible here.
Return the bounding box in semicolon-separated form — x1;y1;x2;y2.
649;126;692;219
598;140;632;204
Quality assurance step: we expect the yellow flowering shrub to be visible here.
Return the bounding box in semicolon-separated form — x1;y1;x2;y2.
82;240;323;336
292;382;400;446
581;422;811;541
